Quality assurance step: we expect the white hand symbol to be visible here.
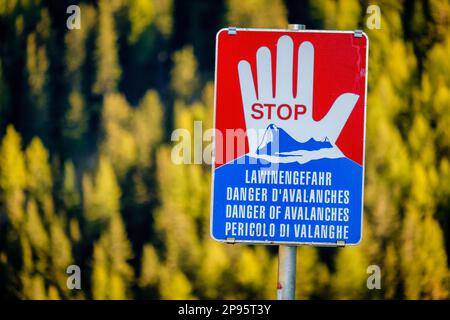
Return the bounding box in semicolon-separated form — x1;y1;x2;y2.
238;35;360;154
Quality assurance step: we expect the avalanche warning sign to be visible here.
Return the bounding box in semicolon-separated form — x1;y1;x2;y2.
210;28;369;246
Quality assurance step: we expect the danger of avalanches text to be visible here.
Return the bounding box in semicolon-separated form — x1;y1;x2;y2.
223;169;352;240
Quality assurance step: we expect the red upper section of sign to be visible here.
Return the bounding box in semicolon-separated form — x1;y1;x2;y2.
214;29;368;167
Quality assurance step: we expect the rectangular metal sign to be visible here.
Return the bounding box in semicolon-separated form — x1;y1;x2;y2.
211;28;368;246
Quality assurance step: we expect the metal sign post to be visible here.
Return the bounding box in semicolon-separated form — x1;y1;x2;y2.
276;24;305;301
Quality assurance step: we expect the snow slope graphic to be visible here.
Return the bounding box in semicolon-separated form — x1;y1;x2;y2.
257;124;333;154
252;124;345;165
211;122;364;244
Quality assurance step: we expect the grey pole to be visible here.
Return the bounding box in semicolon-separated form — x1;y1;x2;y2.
277;246;297;299
276;23;305;301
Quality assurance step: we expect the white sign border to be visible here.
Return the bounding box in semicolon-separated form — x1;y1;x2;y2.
210;28;369;247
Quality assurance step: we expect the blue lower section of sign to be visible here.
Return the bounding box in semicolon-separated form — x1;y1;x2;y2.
211;155;363;245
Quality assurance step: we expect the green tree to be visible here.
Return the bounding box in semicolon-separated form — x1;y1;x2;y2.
310;0;361;29
64;4;96;144
170;46;199;101
83;156;121;233
152;0;173;38
25;137;52;203
332;246;368;299
0;125;26;228
226;0;287;28
230;246;277;299
383;243;400;299
296;246;329;299
49;217;73;296
62;160;80;213
101;93;137;176
159;268;193;299
25;199;48;255
139;244;160;297
91;240;109;300
154;146;201;274
128;0;155;43
401;207;448;299
19;236;47;300
92;214;134;299
196;241;229;299
132;90;164;167
24;8;51;138
93;0;121;94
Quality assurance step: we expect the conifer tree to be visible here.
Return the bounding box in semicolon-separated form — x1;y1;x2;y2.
128;0;155;43
383;243;400;299
139;244;160;297
332;246;368;299
25;199;48;255
101;93;137;176
152;0;173;38
159;267;193;299
83;156;121;231
93;0;121;94
19;236;47;300
62;160;80;214
170;46;199;101
91;240;108;300
309;0;361;29
92;213;134;299
25;137;52;204
154;146;201;275
0;125;26;228
23;8;53;138
49;217;73;295
196;241;229;299
133;90;164;167
401;208;448;299
226;0;287;28
296;246;329;299
64;4;96;145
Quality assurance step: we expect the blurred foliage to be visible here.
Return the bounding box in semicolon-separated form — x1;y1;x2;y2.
0;0;449;300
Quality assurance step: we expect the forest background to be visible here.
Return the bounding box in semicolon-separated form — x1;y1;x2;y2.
0;0;449;299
